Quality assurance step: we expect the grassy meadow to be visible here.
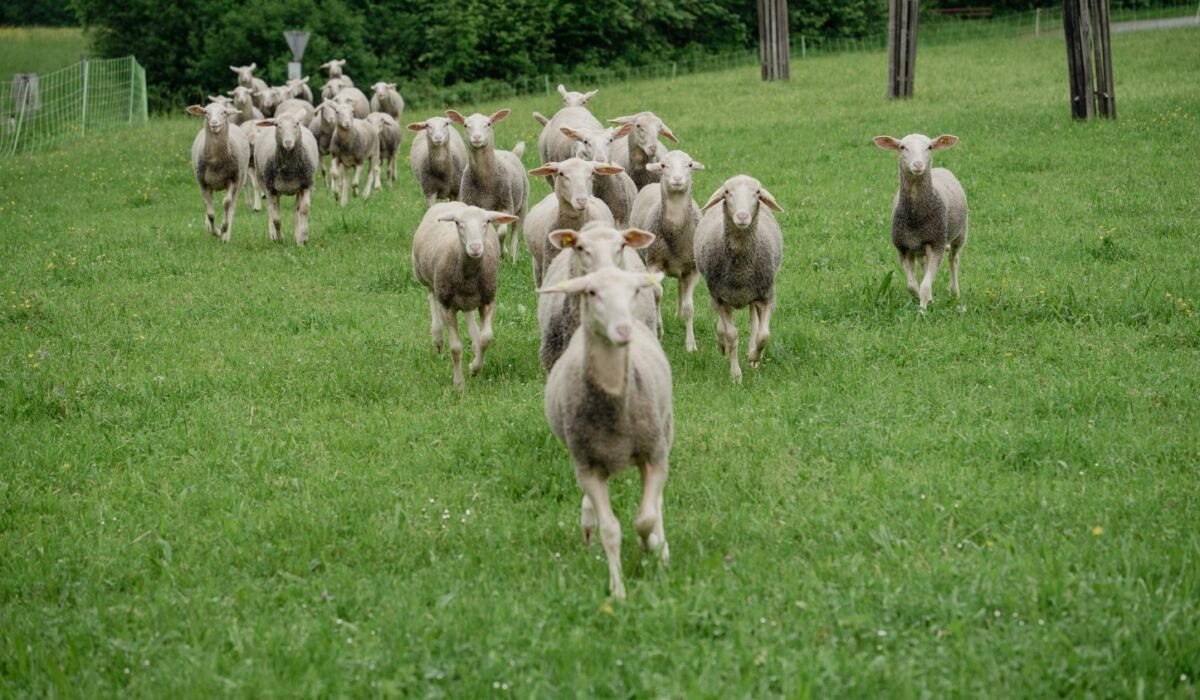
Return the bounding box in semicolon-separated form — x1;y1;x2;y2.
0;26;87;77
1;25;1199;697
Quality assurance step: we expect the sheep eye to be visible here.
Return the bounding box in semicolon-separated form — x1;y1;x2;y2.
588;289;597;297
899;145;907;151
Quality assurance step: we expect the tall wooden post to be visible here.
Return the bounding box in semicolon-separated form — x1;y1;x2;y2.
758;0;790;81
1063;0;1116;119
887;0;920;99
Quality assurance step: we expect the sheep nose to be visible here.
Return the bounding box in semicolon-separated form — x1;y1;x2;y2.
283;139;295;149
613;323;633;343
735;212;750;225
646;145;658;156
671;177;684;187
574;197;589;210
467;242;483;256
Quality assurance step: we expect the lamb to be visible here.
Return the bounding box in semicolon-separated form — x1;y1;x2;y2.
630;150;705;351
449;109;530;262
228;86;263;125
406;116;468;208
609;112;678;190
369;82;405;120
239;119;265;211
872;134;968;309
286;76;314;104
252;111;319;245
366;112;401;189
308;99;340;191
524;158;622;286
412;202;518;389
230;64;268;110
329;100;381;206
319;59;351;83
534;84;603;186
537;223;657;372
561;125;638;226
187;102;249;242
540;266;672;600
333;86;370;119
694;175;785;382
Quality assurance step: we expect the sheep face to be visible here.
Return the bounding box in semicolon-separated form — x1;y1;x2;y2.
447;109;509;150
702;175;784;232
371;82;396;101
562;126;617;164
873;133;959;179
230;63;257;86
407;116;454;146
611;112;678;158
437;206;517;259
540;267;663;346
530;158;624;212
321;78;347;101
548;225;655;273
316;100;338;125
187;102;239;135
556;84;597;108
270;112;304;150
320;59;346;77
646;150;704;194
333;102;356;130
286;77;310;97
231;86;255;110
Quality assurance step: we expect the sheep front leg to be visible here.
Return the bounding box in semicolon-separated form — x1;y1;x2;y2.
424;192;438;208
339;162;351;207
351;163;363;200
427;293;444;353
715;302;741;382
443;307;465;389
200;187;217;236
580;494;597;545
919;244;944;310
749;301;773;367
362;155;378;201
508;221;521;262
899;250;919;298
575;468;625;600
220;185;239;243
635;461;669;561
266;193;282;242
243;168;254;208
949;245;962;298
294;188;311;246
496;224;510;262
469;303;496;376
680;271;699;352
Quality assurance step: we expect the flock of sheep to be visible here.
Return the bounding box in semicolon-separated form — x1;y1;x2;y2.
186;60;970;598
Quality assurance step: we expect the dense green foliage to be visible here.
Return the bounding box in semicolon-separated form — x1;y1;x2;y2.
2;24;1199;696
0;0;73;27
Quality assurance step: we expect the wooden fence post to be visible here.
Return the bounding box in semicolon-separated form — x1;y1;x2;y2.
888;0;920;99
758;0;790;81
1063;0;1114;119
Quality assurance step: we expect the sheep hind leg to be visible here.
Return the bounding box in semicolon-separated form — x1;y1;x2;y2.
428;293;444;354
200;187;217;236
580;494;597;545
443;307;465;389
918;245;944;310
949;242;962;298
339;164;350;207
680;271;699;352
715;303;741;382
749;301;774;367
362;156;378;201
472;302;496;374
635;461;669;562
294;189;311;246
899;250;919;298
220;185;238;243
466;307;489;376
266;193;281;242
575;468;625;600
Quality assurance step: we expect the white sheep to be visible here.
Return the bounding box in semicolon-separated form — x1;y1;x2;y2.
560;125;638;227
366;112;401;189
329;100;381;206
449;109;529;262
524;158;622;286
252;111;319;245
630;150;705;351
230;63;268;110
609;112;678;190
412;202;518;389
187;102;249;243
274;97;314;124
369;82;405;120
535;84;603;180
537;223;657;371
333;86;370;119
694;175;785;382
319;59;351;82
308;100;340;191
239;119;265;211
286;76;314;104
540;266;672;600
406;116;468;208
228;86;263;126
872;134;968;309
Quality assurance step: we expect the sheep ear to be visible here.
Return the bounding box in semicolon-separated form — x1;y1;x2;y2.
690;160;705;171
528;163;559;177
931;134;959;150
406;121;427;132
559;126;583;142
645;162;664;173
437;213;460;223
622;229;656;249
249;62;256;70
609;115;634;125
758;187;784;213
489;108;510;124
532;111;548;126
488;211;519;225
256;120;274;127
186;105;206;116
300;76;310;84
594;163;624;175
873;136;901;150
539;276;590;296
445;110;465;125
547;229;577;249
659;122;679;143
701;186;726;211
230;66;239;73
612;122;634;139
581;90;597;103
388;83;397;89
557;84;568;97
319;61;330;69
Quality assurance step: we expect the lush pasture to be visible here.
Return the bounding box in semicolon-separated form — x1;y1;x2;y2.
0;26;87;77
2;26;1198;697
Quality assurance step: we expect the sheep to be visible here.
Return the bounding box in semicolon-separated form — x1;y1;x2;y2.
207;94;233;106
319;59;351;83
274;98;314;124
538;223;657;372
694;175;785;382
187;102;249;243
320;77;351;102
308;99;340;191
286;76;314;104
229;86;264;126
524;158;622;286
560;125;638;227
369;82;405;120
448;108;529;262
239;119;265;211
329;100;381;206
230;63;268;110
539;266;672;600
609;112;678;190
412;202;518;389
333;86;370;119
534;84;603;186
252;111;319;245
406;116;468;208
366;112;401;189
872;134;968;310
630;150;706;351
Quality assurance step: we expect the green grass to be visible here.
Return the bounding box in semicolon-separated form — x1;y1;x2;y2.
0;26;87;77
2;26;1199;698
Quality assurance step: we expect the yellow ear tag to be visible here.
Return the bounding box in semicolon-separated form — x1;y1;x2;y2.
562;234;574;247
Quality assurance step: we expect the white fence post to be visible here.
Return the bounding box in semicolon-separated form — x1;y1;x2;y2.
80;55;88;136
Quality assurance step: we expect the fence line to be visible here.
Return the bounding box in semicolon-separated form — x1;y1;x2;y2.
1;55;148;158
